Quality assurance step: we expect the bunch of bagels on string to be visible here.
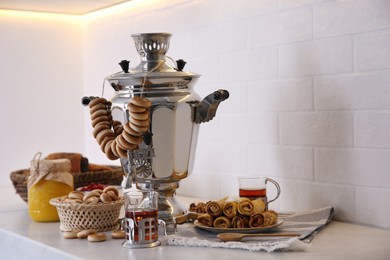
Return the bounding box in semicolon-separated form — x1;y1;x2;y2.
88;96;151;160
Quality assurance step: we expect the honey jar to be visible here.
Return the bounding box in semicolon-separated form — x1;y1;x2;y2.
28;154;74;222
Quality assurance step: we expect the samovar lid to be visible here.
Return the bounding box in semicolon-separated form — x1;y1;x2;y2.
106;33;200;87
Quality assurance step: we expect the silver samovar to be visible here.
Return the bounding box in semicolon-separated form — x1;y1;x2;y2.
83;33;228;231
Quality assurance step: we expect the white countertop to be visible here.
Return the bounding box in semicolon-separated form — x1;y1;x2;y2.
1;185;390;260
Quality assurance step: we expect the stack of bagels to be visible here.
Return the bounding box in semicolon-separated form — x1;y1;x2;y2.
63;186;121;204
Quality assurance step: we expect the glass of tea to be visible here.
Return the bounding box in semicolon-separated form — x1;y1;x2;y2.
122;190;161;248
238;176;281;206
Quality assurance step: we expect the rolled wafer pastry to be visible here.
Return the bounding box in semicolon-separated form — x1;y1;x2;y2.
252;199;266;214
238;199;254;216
196;202;206;213
213;216;231;228
189;202;206;214
262;210;278;226
197;213;214;227
222;201;238;218
248;212;265;228
206;197;227;217
189;203;198;212
268;210;278;220
231;215;249;228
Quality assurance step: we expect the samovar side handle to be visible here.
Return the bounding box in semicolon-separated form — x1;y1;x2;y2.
189;89;229;124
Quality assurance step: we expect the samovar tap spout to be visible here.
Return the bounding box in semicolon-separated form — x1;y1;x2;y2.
122;162;148;189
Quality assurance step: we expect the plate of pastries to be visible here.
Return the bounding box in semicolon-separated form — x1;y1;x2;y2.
189;196;282;233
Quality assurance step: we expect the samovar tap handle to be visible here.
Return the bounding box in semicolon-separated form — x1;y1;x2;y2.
190;89;229;124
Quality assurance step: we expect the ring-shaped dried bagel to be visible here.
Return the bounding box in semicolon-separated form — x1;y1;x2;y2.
116;135;135;150
104;140;118;160
96;129;115;144
113;122;123;136
90;109;109;121
96;128;115;143
114;126;123;136
92;122;111;138
100;136;114;152
100;193;112;203
84;196;99;204
92;115;110;128
128;103;147;113
118;134;139;149
83;190;101;201
122;130;142;145
112;120;122;127
116;134;131;149
106;147;118;160
130;117;150;127
106;150;118;160
63;231;78;239
111;230;126;239
113;121;122;130
116;145;128;158
106;190;119;201
93;189;104;195
110;139;120;157
123;122;144;137
88;233;107;242
131;96;152;108
130;112;149;120
89;103;107;115
114;139;126;157
88;96;152;161
130;122;149;133
68;191;84;200
77;229;96;239
103;186;120;197
88;97;107;108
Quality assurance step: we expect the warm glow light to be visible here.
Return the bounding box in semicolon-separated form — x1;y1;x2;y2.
0;9;81;22
84;0;148;20
0;0;153;22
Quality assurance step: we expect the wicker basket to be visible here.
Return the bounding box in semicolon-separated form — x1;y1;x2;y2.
10;166;124;203
50;197;124;232
10;169;29;202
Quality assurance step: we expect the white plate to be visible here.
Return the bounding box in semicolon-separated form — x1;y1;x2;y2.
194;219;283;234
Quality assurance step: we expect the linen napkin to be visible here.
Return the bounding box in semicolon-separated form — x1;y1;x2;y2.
162;206;334;252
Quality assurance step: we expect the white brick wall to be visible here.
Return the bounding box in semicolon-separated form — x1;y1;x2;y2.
82;0;390;229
